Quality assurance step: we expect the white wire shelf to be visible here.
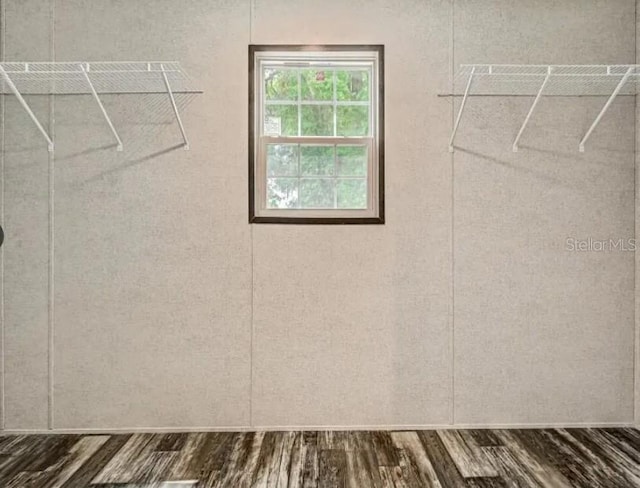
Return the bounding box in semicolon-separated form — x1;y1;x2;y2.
446;64;640;152
0;61;202;152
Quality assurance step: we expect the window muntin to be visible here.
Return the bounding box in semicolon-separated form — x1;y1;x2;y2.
263;67;371;138
250;46;384;223
264;140;371;210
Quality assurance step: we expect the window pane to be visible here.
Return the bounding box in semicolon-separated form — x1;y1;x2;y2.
267;178;298;208
265;105;298;136
264;69;298;100
337;179;367;209
337;106;369;136
301;105;334;136
336;70;369;101
337;146;367;176
301;70;333;101
300;178;335;208
267;144;298;176
300;145;334;176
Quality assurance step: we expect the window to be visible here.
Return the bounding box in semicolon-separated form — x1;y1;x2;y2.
249;45;384;224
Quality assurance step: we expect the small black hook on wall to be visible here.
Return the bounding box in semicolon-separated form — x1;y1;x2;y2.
0;225;4;248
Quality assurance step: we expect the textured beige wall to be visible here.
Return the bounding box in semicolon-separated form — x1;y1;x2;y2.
635;1;640;426
453;0;636;425
2;0;53;430
0;0;636;430
250;0;453;428
50;0;253;429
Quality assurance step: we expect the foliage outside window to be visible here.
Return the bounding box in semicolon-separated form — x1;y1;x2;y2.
249;45;384;224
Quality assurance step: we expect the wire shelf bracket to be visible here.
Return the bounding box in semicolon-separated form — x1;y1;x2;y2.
160;63;190;151
512;66;552;152
81;64;123;152
448;66;475;153
0;64;55;152
445;64;640;152
0;61;201;152
578;66;634;152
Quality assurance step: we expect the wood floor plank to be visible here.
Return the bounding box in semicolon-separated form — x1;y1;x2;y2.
253;431;287;488
417;431;465;487
553;428;637;487
393;450;422;488
164;432;208;482
132;451;179;484
45;435;110;488
198;434;234;488
347;431;367;452
91;433;158;484
538;428;630;488
317;432;331;451
201;433;235;477
252;432;278;488
0;452;21;478
22;435;79;472
5;471;42;488
378;466;396;488
286;432;304;488
0;436;74;485
61;434;132;487
3;435;106;488
494;430;572;488
156;433;188;452
508;429;595;487
437;430;498;478
214;432;265;488
465;477;508;487
598;428;640;465
622;428;640;445
0;428;636;487
318;431;352;451
276;431;296;488
318;449;347;488
234;432;267;488
204;469;222;487
345;448;382;488
392;431;442;488
300;432;319;488
0;436;28;455
0;435;55;457
371;431;400;467
163;431;232;485
466;430;504;448
92;483;197;487
484;446;543;488
362;447;383;487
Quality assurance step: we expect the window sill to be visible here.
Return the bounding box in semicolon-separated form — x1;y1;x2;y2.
249;215;385;225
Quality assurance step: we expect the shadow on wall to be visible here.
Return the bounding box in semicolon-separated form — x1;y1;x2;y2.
74;144;187;185
46;92;199;189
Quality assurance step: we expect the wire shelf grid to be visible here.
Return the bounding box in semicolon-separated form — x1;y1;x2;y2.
0;61;199;95
447;64;639;152
0;61;201;152
452;64;640;96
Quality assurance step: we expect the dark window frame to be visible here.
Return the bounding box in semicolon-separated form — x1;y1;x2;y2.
248;44;385;225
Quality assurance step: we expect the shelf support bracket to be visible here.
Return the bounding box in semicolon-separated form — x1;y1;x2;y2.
160;63;190;150
512;67;552;152
0;65;54;152
80;64;123;152
448;66;475;153
579;66;634;152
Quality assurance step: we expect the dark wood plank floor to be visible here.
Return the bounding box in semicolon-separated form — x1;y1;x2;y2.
0;428;638;487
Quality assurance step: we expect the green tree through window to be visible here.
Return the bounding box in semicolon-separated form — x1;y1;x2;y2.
264;68;370;209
